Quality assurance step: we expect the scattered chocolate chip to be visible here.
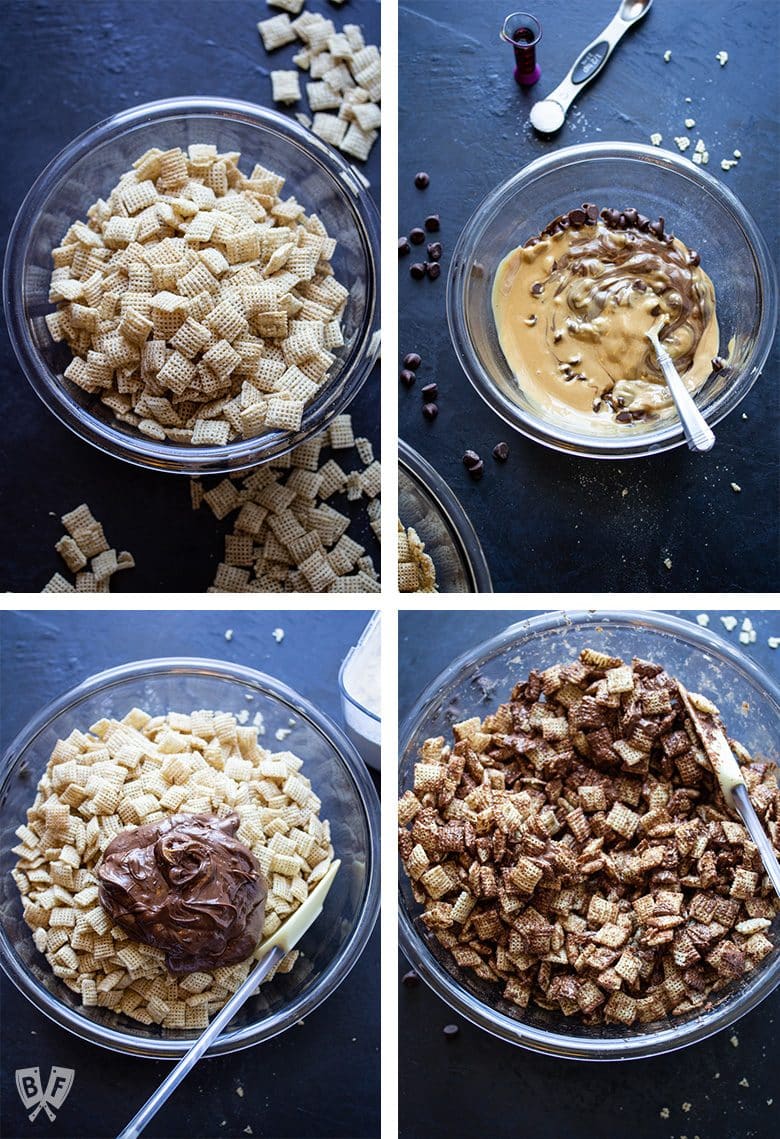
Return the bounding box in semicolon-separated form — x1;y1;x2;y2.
402;970;420;987
410;262;426;280
711;356;726;371
443;1024;460;1038
531;282;543;296
409;227;425;245
615;410;633;423
422;401;438;421
398;237;410;256
462;449;481;470
427;241;442;261
403;352;421;370
688;250;701;267
492;441;509;462
569;208;586;226
400;369;415;387
414;171;430;189
424;214;440;232
467;459;484;479
426;262;441;280
421;382;438;400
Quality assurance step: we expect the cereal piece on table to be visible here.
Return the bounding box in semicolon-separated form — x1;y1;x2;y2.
55;535;87;573
258;13;297;52
42;573;75;594
271;70;302;105
311;113;348;148
339;123;378;163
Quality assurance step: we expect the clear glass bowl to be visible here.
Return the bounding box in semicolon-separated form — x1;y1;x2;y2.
3;97;381;476
0;658;380;1058
446;143;777;460
399;610;780;1059
398;440;493;593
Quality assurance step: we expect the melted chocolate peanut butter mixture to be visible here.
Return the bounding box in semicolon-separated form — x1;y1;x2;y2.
98;812;267;975
492;205;720;429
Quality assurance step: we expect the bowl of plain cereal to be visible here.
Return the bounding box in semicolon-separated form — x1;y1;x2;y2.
0;658;379;1057
399;611;780;1059
446;142;777;459
3;97;381;476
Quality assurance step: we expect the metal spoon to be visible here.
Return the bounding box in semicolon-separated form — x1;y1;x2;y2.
645;317;715;452
677;684;780;900
116;859;341;1139
530;0;653;134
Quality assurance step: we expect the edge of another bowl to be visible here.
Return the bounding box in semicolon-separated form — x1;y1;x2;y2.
446;141;778;461
3;96;381;476
398;610;780;1060
0;657;381;1058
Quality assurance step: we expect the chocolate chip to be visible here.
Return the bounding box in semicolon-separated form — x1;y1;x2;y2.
688;250;701;267
523;236;539;248
492;441;509;462
636;213;650;231
569;208;586;226
403;352;421;370
426;262;441;280
617;212;628;230
711;356;726;371
414;171;430;189
402;970;420;987
398;237;410;256
632;279;648;292
422;402;438;421
409;227;425;245
443;1024;460;1038
617;396;626;408
586;203;599;221
624;208;638;226
649;216;665;238
467;459;484;479
427;241;442;261
593;398;602;412
615;410;633;423
531;283;543;296
602;207;620;227
410;262;426;280
424;214;440;232
400;369;415;386
631;409;645;420
462;449;481;470
421;382;438;400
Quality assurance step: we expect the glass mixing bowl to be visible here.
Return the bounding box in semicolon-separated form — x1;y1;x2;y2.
446;143;777;459
3;97;381;476
398;440;492;593
0;658;380;1058
399;610;780;1059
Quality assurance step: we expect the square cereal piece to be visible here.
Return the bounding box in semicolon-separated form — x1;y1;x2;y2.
339;123;378;163
42;573;75;594
268;0;304;13
55;535;87;573
271;71;302;105
606;665;635;694
266;396;305;432
311;114;348;148
328;414;354;450
191;419;230;446
605;802;639;840
353;102;382;133
257;13;297;52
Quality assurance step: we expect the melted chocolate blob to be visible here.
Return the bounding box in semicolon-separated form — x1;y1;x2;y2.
98;812;266;975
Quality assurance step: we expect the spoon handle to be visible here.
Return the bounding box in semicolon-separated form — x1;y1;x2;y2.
116;946;285;1139
654;343;715;452
732;783;780;901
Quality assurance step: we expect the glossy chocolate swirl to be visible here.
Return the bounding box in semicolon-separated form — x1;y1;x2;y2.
98;812;266;975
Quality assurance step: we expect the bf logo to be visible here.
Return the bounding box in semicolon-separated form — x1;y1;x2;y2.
15;1067;74;1122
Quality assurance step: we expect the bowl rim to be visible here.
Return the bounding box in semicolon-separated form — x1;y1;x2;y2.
0;656;381;1059
446;141;778;461
2;95;381;477
398;609;780;1059
399;438;493;593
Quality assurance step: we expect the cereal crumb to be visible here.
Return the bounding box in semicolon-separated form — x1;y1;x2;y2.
714;1072;720;1079
675;136;691;152
236;1085;244;1097
721;158;738;171
682;1102;692;1112
224;629;234;642
730;1033;739;1047
733;149;742;158
721;617;738;632
739;618;757;646
730;482;741;493
244;1128;253;1136
685;118;696;129
660;1107;670;1119
275;727;292;741
768;1099;774;1106
663;50;672;62
650;132;663;146
742;413;748;419
768;637;779;650
685;96;692;102
716;50;729;66
738;1078;749;1088
696;614;710;627
272;628;285;643
663;557;673;570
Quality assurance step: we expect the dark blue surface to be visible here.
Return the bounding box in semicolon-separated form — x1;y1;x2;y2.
398;0;779;592
398;608;779;1139
0;610;380;1139
0;0;381;592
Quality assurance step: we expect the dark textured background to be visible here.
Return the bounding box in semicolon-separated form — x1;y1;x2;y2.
398;0;779;592
398;608;778;1139
0;609;380;1139
0;0;380;593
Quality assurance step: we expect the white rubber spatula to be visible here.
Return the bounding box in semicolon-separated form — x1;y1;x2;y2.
678;684;780;899
116;859;341;1139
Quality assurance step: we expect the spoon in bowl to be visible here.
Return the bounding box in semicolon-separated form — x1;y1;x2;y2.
116;859;341;1139
645;317;715;452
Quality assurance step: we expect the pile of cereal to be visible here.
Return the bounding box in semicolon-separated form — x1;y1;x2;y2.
397;520;437;593
259;7;381;162
42;503;135;594
399;649;779;1026
45;144;348;445
12;708;334;1028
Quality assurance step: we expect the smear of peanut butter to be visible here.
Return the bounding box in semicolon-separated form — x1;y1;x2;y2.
492;221;719;431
